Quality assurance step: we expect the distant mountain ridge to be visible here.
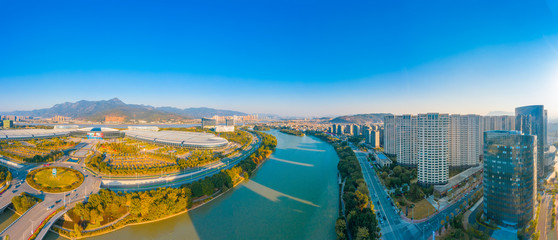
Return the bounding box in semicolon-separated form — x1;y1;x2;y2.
1;98;248;121
330;113;391;124
157;106;247;118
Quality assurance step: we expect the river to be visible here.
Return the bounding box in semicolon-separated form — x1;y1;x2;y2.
45;130;339;240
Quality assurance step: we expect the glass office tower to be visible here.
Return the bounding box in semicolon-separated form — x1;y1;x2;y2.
483;131;536;228
515;105;546;178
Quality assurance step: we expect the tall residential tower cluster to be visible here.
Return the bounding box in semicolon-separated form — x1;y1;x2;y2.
383;105;549;185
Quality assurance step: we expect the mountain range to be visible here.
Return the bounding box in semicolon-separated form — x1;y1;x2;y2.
329;113;391;124
1;98;248;122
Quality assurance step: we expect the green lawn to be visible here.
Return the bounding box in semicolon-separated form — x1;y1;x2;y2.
406;199;436;220
32;167;81;188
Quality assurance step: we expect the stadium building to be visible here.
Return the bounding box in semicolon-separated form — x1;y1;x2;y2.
123;130;228;149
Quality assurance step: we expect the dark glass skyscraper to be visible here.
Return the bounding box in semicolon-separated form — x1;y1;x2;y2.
515;105;546;178
483;130;536;228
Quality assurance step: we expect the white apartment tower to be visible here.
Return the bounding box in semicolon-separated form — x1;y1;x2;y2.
449;114;481;168
417;113;449;185
396;115;417;166
384;115;396;155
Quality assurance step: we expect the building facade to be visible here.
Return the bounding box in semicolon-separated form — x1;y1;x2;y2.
353;125;360;136
483;130;536;228
201;118;217;128
2;120;13;129
383;115;396;155
395;115;417;166
337;125;344;136
449;114;481;168
515;105;547;178
417;113;449;185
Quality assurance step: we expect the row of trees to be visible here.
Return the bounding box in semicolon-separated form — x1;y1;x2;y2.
253;125;270;131
279;128;304;136
29;137;77;150
219;131;252;147
336;142;381;240
0;148;63;163
307;131;381;240
24;150;64;163
238;131;277;177
177;150;218;169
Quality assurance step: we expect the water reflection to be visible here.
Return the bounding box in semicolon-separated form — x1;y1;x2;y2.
285;147;326;152
270;157;314;167
243;181;320;208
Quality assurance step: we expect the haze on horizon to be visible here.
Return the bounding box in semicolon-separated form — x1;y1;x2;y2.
1;1;558;118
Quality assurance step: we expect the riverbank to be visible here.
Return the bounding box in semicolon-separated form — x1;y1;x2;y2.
51;131;277;239
53;175;248;240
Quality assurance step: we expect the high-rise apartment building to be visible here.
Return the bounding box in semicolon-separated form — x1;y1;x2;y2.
337;125;344;135
515;105;547;178
417;113;449;185
483;130;536;228
383;115;396;155
371;130;380;148
395;115;417;166
346;125;353;135
449;114;481;168
353;125;360;137
332;124;337;134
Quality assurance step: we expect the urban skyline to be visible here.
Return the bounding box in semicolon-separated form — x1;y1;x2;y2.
1;1;558;117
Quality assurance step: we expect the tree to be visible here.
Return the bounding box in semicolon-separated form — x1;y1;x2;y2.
335;218;347;240
355;227;370;240
73;223;82;237
355;190;369;211
6;171;11;182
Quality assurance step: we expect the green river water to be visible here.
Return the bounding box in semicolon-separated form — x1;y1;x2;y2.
45;130;339;240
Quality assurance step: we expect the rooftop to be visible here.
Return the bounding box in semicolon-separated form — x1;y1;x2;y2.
123;130;228;148
0;129;71;139
434;165;483;193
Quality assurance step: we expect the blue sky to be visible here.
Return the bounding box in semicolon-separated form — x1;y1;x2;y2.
1;0;558;117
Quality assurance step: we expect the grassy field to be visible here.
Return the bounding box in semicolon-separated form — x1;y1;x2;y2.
31;167;81;188
406;199;437;220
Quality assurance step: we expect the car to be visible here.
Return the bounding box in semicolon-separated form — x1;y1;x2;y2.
383;216;386;220
47;205;54;210
65;193;70;196
55;199;62;204
12;190;17;193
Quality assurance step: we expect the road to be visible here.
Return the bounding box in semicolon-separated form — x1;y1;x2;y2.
350;144;480;240
0;142;102;240
538;193;551;240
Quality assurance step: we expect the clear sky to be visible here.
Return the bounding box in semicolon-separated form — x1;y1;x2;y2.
1;0;558;118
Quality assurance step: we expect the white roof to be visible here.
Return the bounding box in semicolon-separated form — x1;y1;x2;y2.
123;130;228;147
0;129;71;139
